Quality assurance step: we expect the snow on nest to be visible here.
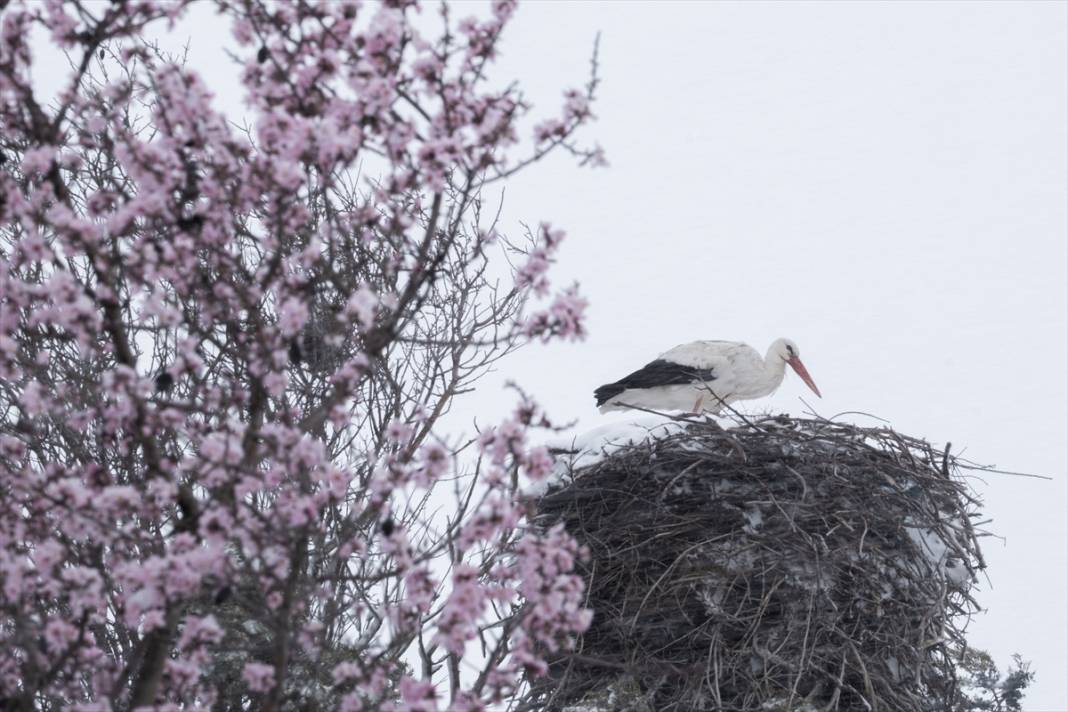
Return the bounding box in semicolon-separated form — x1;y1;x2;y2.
904;516;973;586
526;414;686;497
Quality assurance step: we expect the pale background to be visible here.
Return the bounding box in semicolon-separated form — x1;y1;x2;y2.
28;1;1067;709
480;3;1068;709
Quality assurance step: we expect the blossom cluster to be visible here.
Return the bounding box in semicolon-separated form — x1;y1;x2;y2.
1;0;600;709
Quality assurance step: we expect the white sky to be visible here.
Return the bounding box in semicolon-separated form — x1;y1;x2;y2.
481;2;1068;708
27;1;1067;708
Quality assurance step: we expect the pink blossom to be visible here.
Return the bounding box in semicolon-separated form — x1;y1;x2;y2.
540;222;566;248
277;492;320;528
515;248;551;295
263;370;289;398
492;0;518;23
333;660;363;686
385;420;414;444
178;615;224;648
19;380;46;416
397;676;437;712
231;17;254;45
33;539;65;575
198;507;233;542
413;442;449;486
17;231;51;263
242;662;276;693
85;114;106;134
21;145;57;176
44;618;78;653
412;54;443;84
97;486;141;516
447;692;487;712
524;285;588;342
523;447;555;481
510;524;593;667
478;419;526;466
140;609;166;632
533;118;565;144
563;89;592;122
459;494;520;551
345;286;379;330
402;565;437;617
434;564;486;655
277;296;309;337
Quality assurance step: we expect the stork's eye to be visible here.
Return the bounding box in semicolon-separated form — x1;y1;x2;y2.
786;345;795;355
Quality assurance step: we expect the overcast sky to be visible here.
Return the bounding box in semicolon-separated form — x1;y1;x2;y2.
480;2;1067;708
29;1;1067;708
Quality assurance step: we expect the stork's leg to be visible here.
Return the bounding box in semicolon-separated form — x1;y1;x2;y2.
692;395;704;414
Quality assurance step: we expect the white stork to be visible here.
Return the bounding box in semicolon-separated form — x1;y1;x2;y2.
594;338;821;414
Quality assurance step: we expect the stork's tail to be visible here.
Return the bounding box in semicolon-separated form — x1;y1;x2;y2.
594;382;625;409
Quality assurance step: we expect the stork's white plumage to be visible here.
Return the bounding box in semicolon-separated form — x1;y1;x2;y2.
594;338;821;414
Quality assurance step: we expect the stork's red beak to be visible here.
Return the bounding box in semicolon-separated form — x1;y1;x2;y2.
787;356;822;398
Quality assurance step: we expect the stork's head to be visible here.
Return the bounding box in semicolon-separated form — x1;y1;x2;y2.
772;338;822;398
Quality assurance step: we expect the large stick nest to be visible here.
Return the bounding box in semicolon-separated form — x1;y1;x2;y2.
530;415;985;712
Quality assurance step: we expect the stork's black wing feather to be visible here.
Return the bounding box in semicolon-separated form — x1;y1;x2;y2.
594;359;717;406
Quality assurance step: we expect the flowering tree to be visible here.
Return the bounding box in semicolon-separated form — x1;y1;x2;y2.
0;1;601;709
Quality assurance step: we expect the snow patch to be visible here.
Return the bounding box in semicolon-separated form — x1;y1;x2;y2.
742;505;764;534
527;415;686;496
904;516;972;587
